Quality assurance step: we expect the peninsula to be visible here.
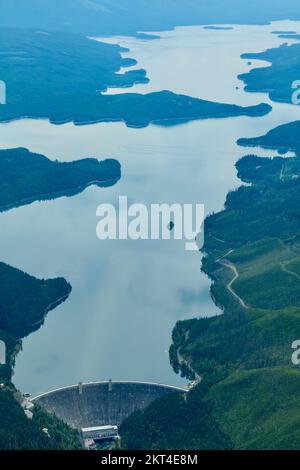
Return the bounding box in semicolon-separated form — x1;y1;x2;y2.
0;28;271;127
237;120;300;154
0;148;121;212
239;40;300;103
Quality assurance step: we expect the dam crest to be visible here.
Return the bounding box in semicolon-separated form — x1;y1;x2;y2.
32;380;187;429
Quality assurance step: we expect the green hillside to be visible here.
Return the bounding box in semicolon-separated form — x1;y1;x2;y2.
120;151;300;449
207;367;300;449
0;262;81;449
0;388;80;450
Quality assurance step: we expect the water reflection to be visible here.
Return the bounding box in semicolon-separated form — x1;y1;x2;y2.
0;21;300;394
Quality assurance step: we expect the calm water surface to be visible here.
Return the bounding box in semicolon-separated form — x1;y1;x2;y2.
1;21;300;394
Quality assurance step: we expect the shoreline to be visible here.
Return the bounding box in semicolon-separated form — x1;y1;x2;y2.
0;103;272;129
0;177;121;213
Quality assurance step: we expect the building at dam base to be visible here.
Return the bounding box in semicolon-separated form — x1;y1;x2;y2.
81;425;119;449
32;381;187;433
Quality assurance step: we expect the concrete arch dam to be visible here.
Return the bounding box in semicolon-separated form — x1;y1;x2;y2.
32;380;187;429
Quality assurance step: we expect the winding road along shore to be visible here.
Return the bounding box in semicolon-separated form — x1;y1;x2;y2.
219;258;249;309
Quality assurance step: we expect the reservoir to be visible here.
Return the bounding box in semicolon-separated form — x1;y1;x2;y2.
1;21;300;395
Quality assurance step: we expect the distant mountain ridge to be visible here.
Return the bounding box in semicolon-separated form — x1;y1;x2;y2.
2;0;300;36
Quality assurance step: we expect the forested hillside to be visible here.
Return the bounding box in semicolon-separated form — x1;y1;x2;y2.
120;150;300;449
0;262;81;449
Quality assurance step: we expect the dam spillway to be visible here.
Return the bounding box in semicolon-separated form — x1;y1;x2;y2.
32;381;187;429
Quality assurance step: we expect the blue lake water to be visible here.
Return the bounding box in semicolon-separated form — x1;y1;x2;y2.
1;21;300;395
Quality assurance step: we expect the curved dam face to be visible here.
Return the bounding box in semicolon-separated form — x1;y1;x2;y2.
32;381;187;429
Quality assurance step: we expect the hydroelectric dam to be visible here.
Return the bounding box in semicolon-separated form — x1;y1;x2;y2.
32;381;187;430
